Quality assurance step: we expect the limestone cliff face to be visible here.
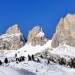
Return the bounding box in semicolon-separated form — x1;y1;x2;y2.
28;26;48;46
6;25;21;35
0;25;25;50
51;14;75;48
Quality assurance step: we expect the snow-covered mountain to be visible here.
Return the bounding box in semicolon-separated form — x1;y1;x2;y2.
1;22;75;75
28;26;49;46
4;40;52;57
51;14;75;48
0;25;25;50
0;39;75;75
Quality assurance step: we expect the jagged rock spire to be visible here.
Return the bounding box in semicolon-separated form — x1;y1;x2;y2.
51;13;75;48
28;26;48;46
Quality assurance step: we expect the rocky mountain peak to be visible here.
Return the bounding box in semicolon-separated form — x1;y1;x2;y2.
6;24;21;35
28;26;48;46
0;25;25;50
51;13;75;48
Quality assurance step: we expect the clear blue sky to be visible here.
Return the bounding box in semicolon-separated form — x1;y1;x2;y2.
0;0;75;39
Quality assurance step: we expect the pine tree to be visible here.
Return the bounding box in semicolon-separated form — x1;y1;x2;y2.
4;58;8;64
32;55;34;61
47;59;50;64
28;55;31;61
69;58;75;68
0;60;2;65
59;58;66;65
37;58;40;62
15;54;17;58
40;55;43;58
20;56;25;61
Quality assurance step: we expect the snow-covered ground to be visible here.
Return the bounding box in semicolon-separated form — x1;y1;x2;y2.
50;43;75;58
0;66;36;75
1;40;75;75
8;58;75;75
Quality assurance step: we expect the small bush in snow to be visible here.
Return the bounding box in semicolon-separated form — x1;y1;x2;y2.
16;58;19;63
37;58;40;63
19;56;25;62
16;58;19;61
32;55;35;61
15;54;17;58
47;58;50;64
0;60;2;65
16;56;25;63
40;55;43;58
16;61;18;64
28;55;31;61
69;58;75;68
20;56;25;61
4;58;8;64
49;58;54;63
59;58;66;65
19;57;22;62
36;69;38;72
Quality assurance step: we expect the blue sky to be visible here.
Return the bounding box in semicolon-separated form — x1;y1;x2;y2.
0;0;75;39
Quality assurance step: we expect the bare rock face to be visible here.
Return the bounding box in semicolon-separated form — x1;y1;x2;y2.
51;14;75;48
28;26;48;46
0;25;25;50
6;25;20;35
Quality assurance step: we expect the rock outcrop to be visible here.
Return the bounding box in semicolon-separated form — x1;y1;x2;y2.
51;14;75;48
28;26;48;46
0;25;25;50
6;25;20;35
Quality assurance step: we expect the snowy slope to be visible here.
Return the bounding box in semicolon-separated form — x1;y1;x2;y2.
4;40;52;57
8;58;75;75
4;41;75;75
0;66;35;75
50;43;75;57
1;39;75;75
